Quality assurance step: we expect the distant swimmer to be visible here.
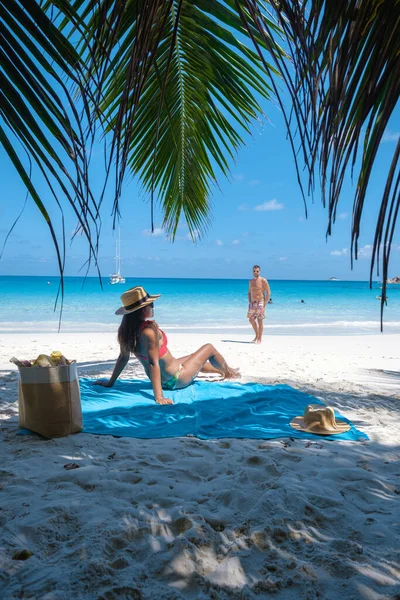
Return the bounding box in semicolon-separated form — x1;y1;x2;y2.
300;299;305;303
268;298;273;304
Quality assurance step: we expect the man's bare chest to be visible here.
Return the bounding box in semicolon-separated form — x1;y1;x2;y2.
250;279;264;292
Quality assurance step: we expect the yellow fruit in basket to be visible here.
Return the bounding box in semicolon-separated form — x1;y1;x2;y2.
50;351;67;365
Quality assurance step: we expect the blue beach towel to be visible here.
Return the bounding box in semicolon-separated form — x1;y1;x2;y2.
79;379;368;441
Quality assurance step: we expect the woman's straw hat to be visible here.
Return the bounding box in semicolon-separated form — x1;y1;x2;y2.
290;404;350;435
115;286;161;315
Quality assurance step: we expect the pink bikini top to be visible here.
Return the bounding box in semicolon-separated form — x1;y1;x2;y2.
135;320;168;361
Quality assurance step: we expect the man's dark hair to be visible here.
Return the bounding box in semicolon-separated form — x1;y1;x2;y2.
253;265;260;270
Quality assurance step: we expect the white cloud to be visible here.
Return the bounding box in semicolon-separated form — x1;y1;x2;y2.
338;212;348;220
255;199;284;211
298;216;305;222
238;204;248;211
330;248;348;256
358;244;373;258
233;173;244;181
142;227;164;237
232;239;240;245
185;229;200;241
279;256;287;261
351;243;400;259
359;243;400;257
249;179;261;186
216;239;223;246
382;130;400;143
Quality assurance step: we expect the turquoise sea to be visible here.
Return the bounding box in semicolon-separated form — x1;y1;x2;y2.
0;276;399;335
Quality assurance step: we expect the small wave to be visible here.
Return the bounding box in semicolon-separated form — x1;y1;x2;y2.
163;320;400;330
1;320;400;335
266;320;400;329
0;321;117;333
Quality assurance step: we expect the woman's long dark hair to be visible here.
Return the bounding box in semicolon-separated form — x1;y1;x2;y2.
118;308;145;354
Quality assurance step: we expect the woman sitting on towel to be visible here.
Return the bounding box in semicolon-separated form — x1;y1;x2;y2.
95;286;240;405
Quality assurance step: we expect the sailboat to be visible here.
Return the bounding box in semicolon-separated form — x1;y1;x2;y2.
109;228;126;285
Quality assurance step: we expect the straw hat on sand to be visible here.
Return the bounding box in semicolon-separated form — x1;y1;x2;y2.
290;404;350;435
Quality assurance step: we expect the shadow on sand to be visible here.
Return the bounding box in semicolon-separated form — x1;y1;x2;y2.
221;339;255;344
0;371;398;600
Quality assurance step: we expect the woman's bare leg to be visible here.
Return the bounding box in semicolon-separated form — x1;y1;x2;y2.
177;354;223;376
199;361;224;376
176;354;224;377
176;354;191;363
177;344;240;387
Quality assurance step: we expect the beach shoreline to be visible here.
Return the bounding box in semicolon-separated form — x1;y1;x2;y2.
1;332;399;599
2;323;400;336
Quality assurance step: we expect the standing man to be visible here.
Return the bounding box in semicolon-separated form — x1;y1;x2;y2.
247;265;271;344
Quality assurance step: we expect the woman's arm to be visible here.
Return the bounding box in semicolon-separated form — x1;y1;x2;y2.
94;351;129;387
143;326;173;405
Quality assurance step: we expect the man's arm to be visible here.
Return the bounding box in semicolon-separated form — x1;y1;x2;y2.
248;281;252;303
263;279;271;306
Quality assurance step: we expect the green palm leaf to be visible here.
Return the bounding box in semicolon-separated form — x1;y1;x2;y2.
74;0;282;239
240;0;400;325
1;0;100;301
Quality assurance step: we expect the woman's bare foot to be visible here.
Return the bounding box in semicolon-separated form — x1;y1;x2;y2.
224;366;241;379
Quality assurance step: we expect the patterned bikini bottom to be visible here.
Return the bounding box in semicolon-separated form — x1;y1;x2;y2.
162;364;183;390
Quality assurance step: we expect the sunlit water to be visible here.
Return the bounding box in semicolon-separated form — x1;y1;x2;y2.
1;276;399;335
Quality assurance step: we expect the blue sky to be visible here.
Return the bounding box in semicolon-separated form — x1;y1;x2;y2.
1;100;399;281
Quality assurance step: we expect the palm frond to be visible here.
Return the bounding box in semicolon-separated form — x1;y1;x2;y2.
74;0;282;239
239;0;400;326
1;0;100;309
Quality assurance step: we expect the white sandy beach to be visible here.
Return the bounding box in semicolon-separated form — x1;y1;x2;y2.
0;332;399;599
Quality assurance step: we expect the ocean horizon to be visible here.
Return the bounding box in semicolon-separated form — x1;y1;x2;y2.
1;275;399;336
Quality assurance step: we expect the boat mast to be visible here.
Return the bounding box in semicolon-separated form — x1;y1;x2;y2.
115;228;121;276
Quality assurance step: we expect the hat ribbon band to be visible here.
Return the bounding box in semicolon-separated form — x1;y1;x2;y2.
124;294;152;311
